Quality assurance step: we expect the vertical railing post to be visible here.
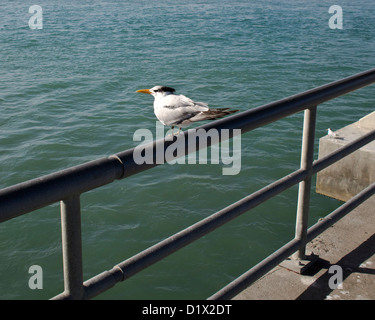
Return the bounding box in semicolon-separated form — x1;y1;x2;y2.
293;106;317;260
60;195;84;299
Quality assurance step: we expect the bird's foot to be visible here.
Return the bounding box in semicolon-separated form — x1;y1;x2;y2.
167;128;182;137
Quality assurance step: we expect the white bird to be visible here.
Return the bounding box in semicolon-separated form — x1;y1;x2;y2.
327;128;340;139
136;86;238;135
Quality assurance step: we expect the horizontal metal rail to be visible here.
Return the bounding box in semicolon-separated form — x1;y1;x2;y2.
1;68;375;300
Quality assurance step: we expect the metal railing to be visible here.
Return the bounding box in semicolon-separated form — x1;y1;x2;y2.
1;68;375;300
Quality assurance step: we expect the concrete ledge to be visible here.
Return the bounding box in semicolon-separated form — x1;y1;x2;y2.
316;111;375;201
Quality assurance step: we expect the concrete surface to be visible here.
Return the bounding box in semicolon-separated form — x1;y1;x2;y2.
232;195;375;300
316;111;375;201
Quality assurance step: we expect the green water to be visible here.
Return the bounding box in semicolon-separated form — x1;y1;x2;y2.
0;0;374;299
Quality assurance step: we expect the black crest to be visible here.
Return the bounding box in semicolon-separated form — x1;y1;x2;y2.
159;86;176;93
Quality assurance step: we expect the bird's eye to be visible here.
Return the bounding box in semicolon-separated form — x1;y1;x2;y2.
154;89;159;93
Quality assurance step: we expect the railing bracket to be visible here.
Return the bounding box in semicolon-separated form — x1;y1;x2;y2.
279;252;319;274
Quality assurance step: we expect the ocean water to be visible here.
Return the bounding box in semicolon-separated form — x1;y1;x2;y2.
0;0;374;299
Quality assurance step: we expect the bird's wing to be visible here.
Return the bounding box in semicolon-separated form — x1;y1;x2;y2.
167;94;209;111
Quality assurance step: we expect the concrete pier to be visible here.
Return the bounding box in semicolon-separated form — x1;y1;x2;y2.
316;112;375;201
233;195;375;300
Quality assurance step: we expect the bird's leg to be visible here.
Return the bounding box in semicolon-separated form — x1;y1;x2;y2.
177;127;181;135
170;126;174;136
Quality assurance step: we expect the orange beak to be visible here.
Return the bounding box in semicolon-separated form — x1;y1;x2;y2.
136;89;152;94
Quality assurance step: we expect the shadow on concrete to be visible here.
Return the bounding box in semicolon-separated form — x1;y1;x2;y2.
296;233;375;300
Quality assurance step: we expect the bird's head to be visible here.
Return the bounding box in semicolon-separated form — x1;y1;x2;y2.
136;86;176;98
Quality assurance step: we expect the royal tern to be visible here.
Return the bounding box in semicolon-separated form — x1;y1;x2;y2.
136;86;238;135
327;128;340;139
